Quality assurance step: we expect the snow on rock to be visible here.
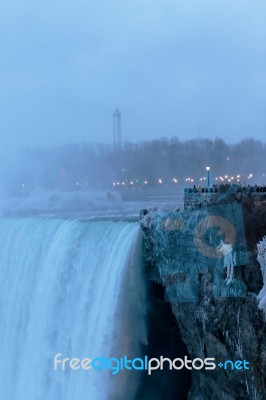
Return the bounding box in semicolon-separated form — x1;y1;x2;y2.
257;236;266;315
140;207;158;229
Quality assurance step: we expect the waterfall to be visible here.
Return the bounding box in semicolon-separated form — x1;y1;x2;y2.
0;218;147;400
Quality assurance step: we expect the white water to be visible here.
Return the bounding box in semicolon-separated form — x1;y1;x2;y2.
0;218;147;400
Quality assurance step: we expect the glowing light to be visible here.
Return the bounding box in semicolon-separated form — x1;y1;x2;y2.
158;179;162;184
206;166;210;171
112;182;116;186
144;181;148;184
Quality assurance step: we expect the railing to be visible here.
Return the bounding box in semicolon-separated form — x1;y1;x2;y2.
184;185;266;209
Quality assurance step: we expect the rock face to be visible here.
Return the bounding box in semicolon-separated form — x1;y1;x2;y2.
141;200;266;400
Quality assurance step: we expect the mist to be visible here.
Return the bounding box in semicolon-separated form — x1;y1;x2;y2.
0;137;264;214
1;1;266;214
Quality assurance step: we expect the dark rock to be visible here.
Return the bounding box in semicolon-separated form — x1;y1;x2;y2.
141;202;266;399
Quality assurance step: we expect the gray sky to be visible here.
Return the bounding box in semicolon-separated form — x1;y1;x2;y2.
0;0;266;146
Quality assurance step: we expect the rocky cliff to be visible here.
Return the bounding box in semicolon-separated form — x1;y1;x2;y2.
141;198;266;400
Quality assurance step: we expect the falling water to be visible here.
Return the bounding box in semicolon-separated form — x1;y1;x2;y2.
0;218;147;400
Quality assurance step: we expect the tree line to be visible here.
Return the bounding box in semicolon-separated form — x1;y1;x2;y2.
2;137;265;195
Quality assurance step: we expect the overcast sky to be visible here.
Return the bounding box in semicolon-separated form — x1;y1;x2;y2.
0;0;266;146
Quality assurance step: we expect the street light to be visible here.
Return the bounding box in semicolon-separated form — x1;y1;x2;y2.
206;166;210;187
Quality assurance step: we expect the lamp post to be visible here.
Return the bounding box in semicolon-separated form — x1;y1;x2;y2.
206;166;210;187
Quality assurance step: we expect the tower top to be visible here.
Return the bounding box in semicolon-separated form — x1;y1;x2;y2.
114;107;121;116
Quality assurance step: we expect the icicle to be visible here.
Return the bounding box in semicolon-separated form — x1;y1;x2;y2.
257;236;266;315
217;240;236;285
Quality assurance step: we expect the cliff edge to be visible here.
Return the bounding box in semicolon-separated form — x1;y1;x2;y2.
141;196;266;400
